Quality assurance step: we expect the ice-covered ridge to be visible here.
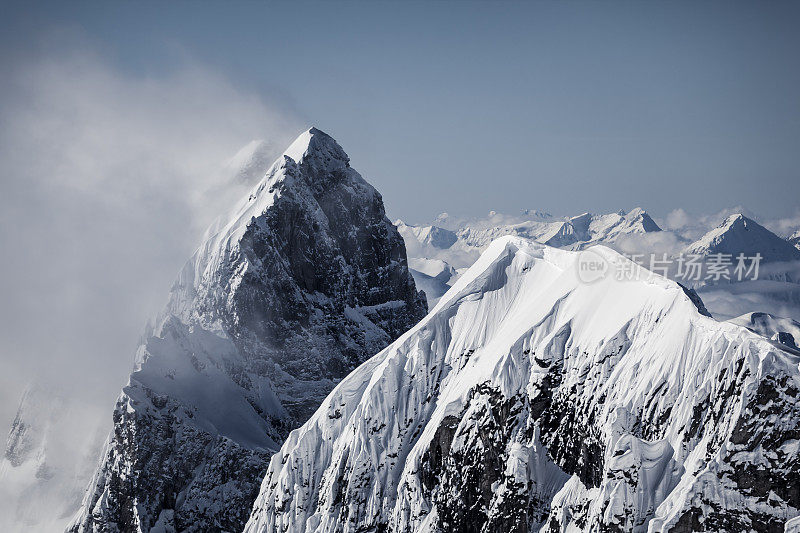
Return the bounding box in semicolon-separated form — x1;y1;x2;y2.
246;236;800;533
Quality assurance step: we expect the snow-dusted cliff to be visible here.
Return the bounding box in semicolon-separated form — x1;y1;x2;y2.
68;128;427;533
246;237;800;533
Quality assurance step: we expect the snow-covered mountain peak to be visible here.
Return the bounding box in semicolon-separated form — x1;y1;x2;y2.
168;127;387;325
725;212;746;224
790;229;800;251
246;235;800;532
281;126;342;164
619;206;660;231
284;126;350;164
282;128;316;162
685;212;800;262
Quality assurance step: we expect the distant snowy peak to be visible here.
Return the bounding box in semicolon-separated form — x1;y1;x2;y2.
790;229;800;251
405;207;660;253
685;213;800;262
396;220;458;250
521;208;555;220
582;207;661;244
407;257;456;282
245;236;800;533
399;208;661;309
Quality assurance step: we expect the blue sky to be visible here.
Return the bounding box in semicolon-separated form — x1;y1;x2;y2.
3;0;799;222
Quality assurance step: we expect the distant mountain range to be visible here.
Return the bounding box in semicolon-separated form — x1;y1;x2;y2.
398;210;800;319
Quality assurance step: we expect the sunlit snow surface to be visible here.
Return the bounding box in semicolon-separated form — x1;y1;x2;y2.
246;237;800;532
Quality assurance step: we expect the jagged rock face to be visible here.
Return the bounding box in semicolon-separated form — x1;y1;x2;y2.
68;128;426;533
5;411;38;470
245;237;800;533
184;130;426;422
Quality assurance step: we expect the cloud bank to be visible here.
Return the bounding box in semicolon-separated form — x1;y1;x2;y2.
0;42;303;437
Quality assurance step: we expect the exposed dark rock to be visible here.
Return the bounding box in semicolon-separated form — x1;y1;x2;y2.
69;129;426;533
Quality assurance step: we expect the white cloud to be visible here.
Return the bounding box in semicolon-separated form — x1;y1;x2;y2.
0;40;304;524
663;208;691;231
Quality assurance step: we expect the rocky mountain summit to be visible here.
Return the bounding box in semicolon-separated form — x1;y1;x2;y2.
68;128;427;533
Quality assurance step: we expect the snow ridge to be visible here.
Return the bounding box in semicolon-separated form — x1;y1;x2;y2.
246;237;800;533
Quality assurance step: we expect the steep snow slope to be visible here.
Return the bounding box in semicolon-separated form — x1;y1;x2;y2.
246;237;800;533
68;128;426;533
